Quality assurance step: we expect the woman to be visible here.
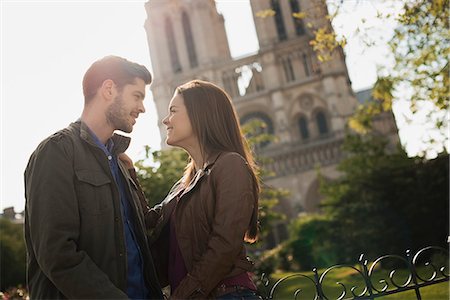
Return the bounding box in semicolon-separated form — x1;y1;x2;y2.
140;80;261;299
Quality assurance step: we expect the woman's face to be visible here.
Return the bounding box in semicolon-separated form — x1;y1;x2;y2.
162;93;196;149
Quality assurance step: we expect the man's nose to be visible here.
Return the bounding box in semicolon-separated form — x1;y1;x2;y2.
138;102;146;113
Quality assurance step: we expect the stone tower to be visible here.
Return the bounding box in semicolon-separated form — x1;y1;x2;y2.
144;0;396;229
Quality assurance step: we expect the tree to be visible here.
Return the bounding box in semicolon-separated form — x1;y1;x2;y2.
0;219;26;290
350;0;449;154
135;146;188;207
318;133;449;263
388;0;449;124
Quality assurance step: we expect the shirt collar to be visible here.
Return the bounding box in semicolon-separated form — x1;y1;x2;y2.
77;119;131;155
86;125;114;156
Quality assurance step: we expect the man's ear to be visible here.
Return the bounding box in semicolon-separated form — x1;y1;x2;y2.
100;79;116;101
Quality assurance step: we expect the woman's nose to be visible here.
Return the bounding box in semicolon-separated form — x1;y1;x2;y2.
162;115;169;125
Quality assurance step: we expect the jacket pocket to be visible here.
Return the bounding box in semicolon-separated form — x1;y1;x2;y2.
75;170;113;215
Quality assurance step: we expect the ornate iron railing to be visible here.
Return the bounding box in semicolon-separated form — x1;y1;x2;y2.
258;246;449;300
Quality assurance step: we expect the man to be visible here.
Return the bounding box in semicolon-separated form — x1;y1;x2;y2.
24;56;163;299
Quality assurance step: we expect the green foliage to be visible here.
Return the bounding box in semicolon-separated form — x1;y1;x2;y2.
287;214;337;271
309;27;346;62
319;133;449;263
351;0;449;148
135;146;188;207
390;0;449;113
257;185;289;242
0;219;26;290
349;77;394;134
242;119;276;154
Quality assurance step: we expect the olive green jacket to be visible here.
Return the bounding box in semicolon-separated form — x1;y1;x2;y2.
24;120;162;299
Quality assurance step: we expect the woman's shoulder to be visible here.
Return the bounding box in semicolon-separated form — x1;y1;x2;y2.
217;151;247;163
212;151;250;173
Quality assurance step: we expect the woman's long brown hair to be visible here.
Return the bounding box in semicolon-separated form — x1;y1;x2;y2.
176;80;260;243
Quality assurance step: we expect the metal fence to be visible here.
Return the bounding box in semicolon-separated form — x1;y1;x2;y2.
258;246;449;300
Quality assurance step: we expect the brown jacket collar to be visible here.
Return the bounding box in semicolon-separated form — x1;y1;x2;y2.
167;151;224;201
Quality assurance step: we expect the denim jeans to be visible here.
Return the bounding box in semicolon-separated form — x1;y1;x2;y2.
216;288;263;300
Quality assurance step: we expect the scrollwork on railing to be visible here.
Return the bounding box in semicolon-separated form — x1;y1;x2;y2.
258;245;449;300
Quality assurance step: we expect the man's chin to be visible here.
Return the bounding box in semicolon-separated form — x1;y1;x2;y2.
117;126;133;134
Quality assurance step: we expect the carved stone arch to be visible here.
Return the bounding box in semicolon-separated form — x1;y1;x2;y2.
164;15;181;73
240;111;275;148
271;0;287;41
288;91;318;119
294;112;310;141
193;75;209;82
237;103;272;119
240;111;274;135
312;107;331;136
181;9;198;68
304;178;325;213
288;93;317;141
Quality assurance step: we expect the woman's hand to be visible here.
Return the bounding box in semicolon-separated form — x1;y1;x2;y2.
118;153;134;169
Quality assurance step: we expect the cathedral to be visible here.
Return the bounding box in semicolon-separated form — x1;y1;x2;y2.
143;0;398;232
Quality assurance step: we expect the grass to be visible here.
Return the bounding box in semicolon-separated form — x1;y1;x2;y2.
258;267;449;300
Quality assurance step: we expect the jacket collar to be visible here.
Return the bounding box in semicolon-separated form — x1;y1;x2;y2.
157;151;225;229
202;150;222;173
76;120;131;155
180;150;225;197
165;150;224;202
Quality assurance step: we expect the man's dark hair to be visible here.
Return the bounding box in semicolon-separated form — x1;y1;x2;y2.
82;55;152;102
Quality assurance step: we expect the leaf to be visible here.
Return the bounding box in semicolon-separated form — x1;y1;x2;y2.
292;12;307;19
255;9;276;18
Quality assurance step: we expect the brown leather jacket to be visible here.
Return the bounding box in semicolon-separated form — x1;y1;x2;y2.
141;151;257;299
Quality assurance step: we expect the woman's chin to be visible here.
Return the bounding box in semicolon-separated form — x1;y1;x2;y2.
165;138;176;147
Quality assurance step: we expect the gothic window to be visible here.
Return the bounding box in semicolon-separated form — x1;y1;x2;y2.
182;11;198;68
298;115;309;139
165;17;182;73
271;0;287;41
290;0;305;35
302;53;312;76
282;57;295;82
316;111;329;135
240;112;274;148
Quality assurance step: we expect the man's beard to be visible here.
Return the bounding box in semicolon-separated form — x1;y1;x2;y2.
106;94;132;133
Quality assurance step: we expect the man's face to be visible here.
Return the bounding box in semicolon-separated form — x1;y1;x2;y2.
106;78;146;133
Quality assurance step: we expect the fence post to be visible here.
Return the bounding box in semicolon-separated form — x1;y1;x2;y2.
359;254;374;300
313;267;324;300
406;249;422;300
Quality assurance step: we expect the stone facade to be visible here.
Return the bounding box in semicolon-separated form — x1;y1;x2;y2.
144;0;398;223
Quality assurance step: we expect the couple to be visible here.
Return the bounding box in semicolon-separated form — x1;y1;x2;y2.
24;56;261;299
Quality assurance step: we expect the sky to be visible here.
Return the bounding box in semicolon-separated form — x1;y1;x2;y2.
0;0;430;212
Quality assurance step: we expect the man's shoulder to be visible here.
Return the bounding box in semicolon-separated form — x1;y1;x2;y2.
32;122;80;155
